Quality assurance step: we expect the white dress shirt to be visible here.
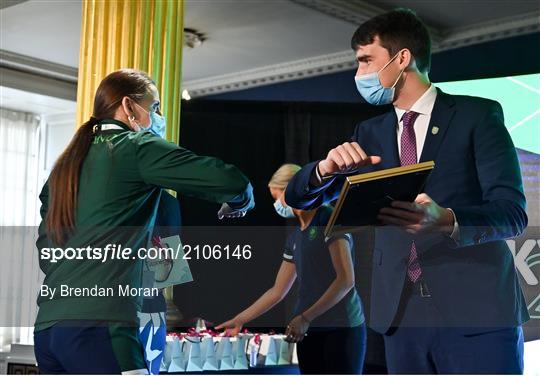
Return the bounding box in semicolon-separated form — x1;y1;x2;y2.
394;84;459;239
394;84;437;157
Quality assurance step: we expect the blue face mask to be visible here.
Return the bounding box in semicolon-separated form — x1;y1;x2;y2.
274;199;295;219
148;111;166;138
354;52;404;105
133;101;166;138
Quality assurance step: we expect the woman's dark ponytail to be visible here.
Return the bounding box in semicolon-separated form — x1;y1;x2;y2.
45;117;98;245
45;69;155;246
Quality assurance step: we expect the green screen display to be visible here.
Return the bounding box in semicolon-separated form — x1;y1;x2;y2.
437;73;540;154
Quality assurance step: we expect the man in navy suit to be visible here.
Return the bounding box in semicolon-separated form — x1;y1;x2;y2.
285;9;529;374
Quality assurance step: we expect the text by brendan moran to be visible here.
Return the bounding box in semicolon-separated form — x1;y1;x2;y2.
39;284;159;300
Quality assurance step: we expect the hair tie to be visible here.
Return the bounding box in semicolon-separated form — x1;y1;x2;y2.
89;116;101;134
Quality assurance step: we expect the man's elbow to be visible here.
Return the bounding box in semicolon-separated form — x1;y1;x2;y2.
506;197;528;236
514;204;528;237
497;199;528;238
284;183;302;209
284;185;321;210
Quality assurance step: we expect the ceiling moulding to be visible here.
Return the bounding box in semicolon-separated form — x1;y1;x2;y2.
288;0;538;52
0;67;77;101
434;11;540;52
184;50;357;98
289;0;444;44
0;0;28;10
186;5;538;98
0;49;78;83
0;50;77;100
289;0;383;25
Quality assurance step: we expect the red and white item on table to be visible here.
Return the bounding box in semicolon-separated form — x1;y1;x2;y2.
160;328;298;372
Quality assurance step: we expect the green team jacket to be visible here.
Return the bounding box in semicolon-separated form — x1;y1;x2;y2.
35;119;252;330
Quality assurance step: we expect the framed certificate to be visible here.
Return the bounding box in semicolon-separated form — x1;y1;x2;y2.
325;161;435;237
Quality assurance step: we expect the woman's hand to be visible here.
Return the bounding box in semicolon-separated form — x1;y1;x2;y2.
285;315;310;343
215;317;244;336
217;203;247;219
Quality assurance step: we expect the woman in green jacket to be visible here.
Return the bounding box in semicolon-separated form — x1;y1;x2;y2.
34;69;254;374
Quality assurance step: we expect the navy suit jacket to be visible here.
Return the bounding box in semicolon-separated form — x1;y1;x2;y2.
285;88;529;334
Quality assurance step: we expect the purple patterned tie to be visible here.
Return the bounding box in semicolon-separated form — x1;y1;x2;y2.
400;111;422;283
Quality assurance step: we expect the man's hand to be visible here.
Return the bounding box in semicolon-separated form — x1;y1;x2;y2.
377;193;455;235
318;142;381;177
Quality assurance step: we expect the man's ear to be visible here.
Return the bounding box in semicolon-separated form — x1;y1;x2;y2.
398;49;413;70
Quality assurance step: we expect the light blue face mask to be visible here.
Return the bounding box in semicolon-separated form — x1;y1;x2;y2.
134;101;166;138
274;199;295;219
354;52;404;105
148;111;166;138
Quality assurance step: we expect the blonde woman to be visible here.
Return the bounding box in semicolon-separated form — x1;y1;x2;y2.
217;164;366;374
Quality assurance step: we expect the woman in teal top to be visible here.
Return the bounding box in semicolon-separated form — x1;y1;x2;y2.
34;69;254;374
217;164;366;374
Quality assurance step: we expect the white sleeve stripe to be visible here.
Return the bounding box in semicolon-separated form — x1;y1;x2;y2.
122;369;149;375
325;233;352;243
283;253;293;260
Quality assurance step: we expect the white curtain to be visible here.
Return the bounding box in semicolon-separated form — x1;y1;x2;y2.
0;108;44;352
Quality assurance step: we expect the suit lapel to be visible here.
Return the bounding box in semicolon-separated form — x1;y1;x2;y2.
419;88;456;163
378;110;400;169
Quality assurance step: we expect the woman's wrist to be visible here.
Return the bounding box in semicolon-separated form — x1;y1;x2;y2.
235;314;247;325
300;312;312;324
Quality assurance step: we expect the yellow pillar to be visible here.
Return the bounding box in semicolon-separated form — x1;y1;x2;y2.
76;0;184;311
76;0;184;144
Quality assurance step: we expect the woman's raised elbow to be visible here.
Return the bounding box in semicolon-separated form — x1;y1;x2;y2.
338;275;355;291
